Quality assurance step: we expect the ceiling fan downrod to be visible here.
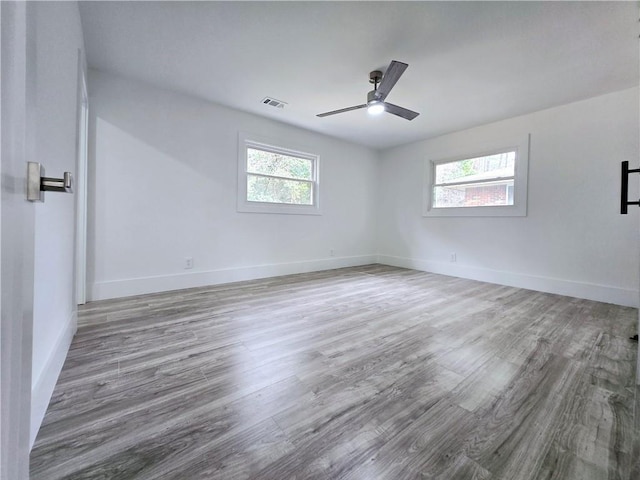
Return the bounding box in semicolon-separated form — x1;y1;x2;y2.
369;70;383;90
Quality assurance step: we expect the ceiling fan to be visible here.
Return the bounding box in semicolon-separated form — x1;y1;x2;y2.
317;60;419;121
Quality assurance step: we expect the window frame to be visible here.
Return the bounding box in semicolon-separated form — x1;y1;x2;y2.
237;133;321;215
423;135;529;217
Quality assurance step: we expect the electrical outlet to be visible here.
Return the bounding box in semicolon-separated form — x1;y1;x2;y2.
185;257;194;269
450;253;457;263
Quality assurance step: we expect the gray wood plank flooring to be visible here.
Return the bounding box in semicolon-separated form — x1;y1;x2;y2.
29;265;638;479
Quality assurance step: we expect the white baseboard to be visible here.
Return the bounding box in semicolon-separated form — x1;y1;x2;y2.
89;255;378;301
30;309;77;449
378;254;639;308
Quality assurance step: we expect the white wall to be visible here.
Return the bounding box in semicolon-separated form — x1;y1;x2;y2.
87;70;379;300
377;87;640;307
31;1;85;447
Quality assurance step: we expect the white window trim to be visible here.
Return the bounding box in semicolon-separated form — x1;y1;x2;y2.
423;134;529;217
237;132;321;215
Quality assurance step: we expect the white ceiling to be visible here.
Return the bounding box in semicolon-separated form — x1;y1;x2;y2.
79;1;639;150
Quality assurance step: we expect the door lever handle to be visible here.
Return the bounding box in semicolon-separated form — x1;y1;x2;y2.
27;162;73;202
41;172;73;193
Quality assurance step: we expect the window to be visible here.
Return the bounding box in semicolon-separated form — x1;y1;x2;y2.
424;135;529;217
238;133;320;214
433;151;515;208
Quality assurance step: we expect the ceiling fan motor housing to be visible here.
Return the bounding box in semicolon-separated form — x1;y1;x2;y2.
367;90;382;104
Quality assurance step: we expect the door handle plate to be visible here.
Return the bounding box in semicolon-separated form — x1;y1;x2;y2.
27;162;73;202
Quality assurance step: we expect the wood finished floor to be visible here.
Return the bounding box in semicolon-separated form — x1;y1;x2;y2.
30;265;639;480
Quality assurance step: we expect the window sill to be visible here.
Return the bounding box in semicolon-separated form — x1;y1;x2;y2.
237;201;322;215
422;204;526;217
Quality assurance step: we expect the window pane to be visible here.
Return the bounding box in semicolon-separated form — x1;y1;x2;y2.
433;179;515;208
247;148;313;180
435;151;515;184
247;174;313;205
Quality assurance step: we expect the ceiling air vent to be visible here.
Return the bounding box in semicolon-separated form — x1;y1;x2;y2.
261;97;287;109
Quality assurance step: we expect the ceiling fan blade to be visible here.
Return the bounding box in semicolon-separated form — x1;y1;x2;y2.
384;102;420;121
376;60;408;101
316;104;367;117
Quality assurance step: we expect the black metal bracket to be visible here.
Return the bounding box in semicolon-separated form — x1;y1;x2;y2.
631;334;638;342
621;161;640;214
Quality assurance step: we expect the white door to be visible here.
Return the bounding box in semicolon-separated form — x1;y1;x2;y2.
0;2;36;478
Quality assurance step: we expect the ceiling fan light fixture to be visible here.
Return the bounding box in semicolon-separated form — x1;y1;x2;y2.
367;101;385;115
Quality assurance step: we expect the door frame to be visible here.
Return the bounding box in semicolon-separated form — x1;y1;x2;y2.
75;52;88;306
